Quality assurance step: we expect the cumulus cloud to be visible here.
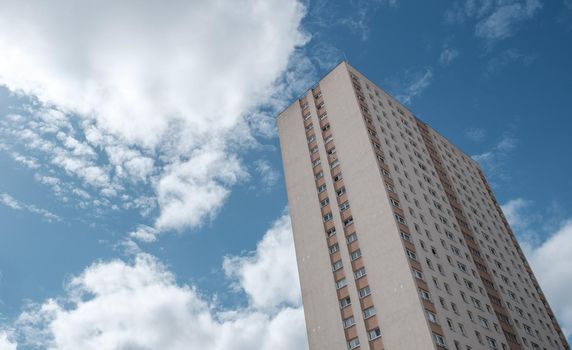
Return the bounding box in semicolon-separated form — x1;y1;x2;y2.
0;0;309;234
9;213;307;350
525;220;572;339
224;213;301;310
0;331;17;350
0;192;61;222
503;198;572;340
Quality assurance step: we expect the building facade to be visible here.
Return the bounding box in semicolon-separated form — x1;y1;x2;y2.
277;62;569;350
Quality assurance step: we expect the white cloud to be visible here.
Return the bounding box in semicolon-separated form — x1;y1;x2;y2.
501;198;572;340
472;133;517;182
465;127;486;141
439;47;460;65
476;0;542;40
154;148;246;231
10;214;307;350
502;198;531;230
445;0;542;42
0;331;17;350
0;192;61;222
253;160;280;193
525;220;572;339
128;225;160;243
0;0;309;234
392;68;434;105
224;213;301;310
486;48;537;75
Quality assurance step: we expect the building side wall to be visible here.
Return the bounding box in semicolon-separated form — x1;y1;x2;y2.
278;102;348;349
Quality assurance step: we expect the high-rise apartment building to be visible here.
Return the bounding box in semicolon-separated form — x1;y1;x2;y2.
277;62;569;350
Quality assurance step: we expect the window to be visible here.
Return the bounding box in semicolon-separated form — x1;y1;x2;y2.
347;338;360;349
346;233;358;243
323;213;333;222
363;306;376;319
332;260;343;271
464;279;475;291
336;187;346;197
320;198;330;208
350;249;362;261
420;289;431;301
479;316;489;329
406;249;417;261
326;227;336;237
413;269;423;280
433;333;447;347
329;243;339;254
318;184;327;193
401;231;411;241
368;327;381;340
427;310;438;323
315;171;324;180
343;216;354;227
343;316;356;329
395;214;406;225
354;267;366;279
333;173;343;182
359;286;371;298
340;296;351;309
339;201;350;212
486;337;498;349
390;198;400;207
471;297;482;309
336;278;347;289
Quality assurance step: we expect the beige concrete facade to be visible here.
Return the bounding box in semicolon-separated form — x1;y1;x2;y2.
278;61;569;350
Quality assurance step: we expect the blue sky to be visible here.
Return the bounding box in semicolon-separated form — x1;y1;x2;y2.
0;0;571;348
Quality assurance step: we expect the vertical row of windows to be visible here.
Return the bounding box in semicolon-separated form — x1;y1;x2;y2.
300;85;383;350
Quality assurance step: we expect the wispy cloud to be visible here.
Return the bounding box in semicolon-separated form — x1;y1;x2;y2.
310;0;397;41
0;193;61;222
390;68;434;105
253;160;280;194
476;0;542;41
439;47;460;65
486;48;537;75
472;133;517;182
465;127;486;142
445;0;543;42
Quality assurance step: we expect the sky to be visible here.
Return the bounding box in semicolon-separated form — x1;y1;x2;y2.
0;0;571;348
